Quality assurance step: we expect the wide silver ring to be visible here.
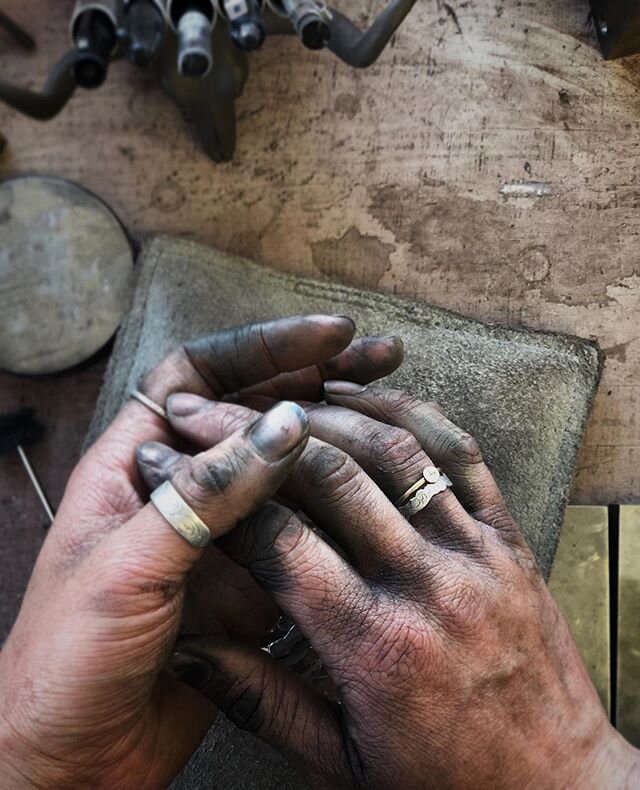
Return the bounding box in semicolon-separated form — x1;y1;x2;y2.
130;390;168;420
150;481;212;548
395;466;453;518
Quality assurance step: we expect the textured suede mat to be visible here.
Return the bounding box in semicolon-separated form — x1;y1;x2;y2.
87;236;602;789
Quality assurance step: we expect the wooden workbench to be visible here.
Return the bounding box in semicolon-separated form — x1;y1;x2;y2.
1;0;639;731
2;0;638;505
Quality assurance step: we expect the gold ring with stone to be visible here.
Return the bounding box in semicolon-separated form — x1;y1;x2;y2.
150;481;212;548
395;466;453;519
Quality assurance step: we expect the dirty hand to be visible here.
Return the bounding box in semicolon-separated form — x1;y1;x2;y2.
0;317;403;789
159;384;640;790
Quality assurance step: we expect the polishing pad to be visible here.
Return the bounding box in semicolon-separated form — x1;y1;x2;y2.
85;236;602;790
0;176;133;374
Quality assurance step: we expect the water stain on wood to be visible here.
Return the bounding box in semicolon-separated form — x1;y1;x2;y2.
312;226;394;287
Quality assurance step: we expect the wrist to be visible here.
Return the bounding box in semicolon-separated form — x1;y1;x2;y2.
587;730;640;789
554;722;640;790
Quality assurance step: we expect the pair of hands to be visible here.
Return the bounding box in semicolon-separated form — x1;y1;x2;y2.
0;315;636;790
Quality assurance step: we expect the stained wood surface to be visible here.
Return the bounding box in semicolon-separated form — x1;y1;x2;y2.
1;0;639;648
0;0;639;502
549;506;610;713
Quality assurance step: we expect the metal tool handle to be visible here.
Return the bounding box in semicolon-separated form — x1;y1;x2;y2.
264;0;418;66
327;0;418;68
0;50;81;120
0;10;36;50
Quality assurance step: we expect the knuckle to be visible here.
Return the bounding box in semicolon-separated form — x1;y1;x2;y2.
473;502;516;532
343;600;431;693
199;656;271;734
380;388;423;417
508;539;541;576
301;444;362;505
186;446;253;500
314;583;376;661
374;428;425;475
218;408;253;438
439;429;483;467
251;503;306;559
243;505;311;592
224;675;269;734
87;558;184;618
368;609;429;680
472;505;536;569
433;572;486;635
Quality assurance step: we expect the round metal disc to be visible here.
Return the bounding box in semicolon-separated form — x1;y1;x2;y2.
423;466;440;484
0;176;133;375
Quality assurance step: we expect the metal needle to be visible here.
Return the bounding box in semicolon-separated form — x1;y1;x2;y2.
16;445;55;524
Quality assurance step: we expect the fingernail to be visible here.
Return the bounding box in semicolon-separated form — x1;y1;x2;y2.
166;652;213;690
167;393;208;418
136;442;181;469
249;401;309;461
333;315;356;327
324;380;367;396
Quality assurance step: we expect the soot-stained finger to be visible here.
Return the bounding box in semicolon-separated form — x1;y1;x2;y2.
167;397;428;578
229;335;404;403
167;636;349;782
302;403;482;554
186;545;278;644
137;437;279;642
323;383;521;538
222;501;376;663
141;315;356;405
88;402;311;591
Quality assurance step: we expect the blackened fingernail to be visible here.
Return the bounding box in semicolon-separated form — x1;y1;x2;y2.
167;393;209;418
324;380;367;396
166;652;213;690
136;442;181;469
248;402;309;461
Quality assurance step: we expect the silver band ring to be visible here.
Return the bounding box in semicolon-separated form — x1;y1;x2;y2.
395;466;453;518
131;390;168;420
150;481;212;548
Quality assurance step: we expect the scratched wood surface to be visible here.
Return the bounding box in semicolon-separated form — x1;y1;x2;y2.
0;0;639;506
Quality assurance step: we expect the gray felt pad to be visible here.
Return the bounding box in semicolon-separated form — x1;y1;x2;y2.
87;236;602;789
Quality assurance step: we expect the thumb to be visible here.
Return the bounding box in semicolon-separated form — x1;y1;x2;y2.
85;401;310;612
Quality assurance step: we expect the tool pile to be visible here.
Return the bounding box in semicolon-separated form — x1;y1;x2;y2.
0;1;418;160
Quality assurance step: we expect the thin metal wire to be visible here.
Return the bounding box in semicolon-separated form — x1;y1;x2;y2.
16;445;55;524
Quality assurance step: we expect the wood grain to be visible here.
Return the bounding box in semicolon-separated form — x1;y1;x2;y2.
549;506;610;713
617;506;640;745
0;0;638;504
